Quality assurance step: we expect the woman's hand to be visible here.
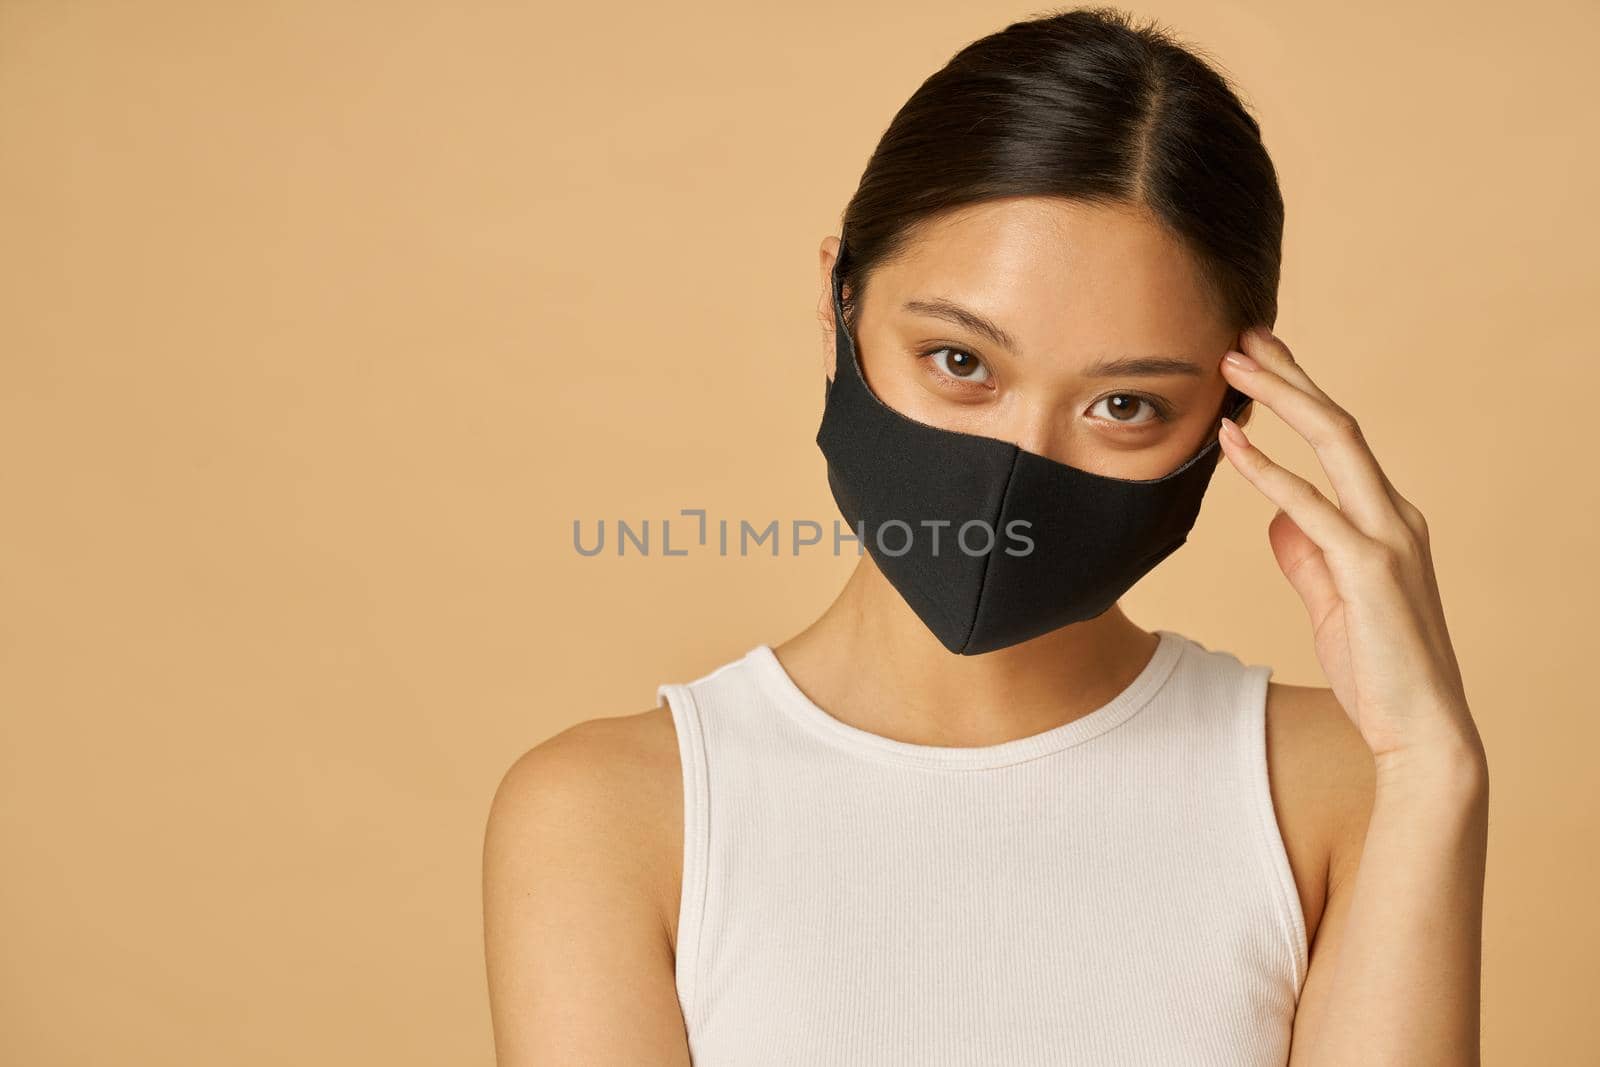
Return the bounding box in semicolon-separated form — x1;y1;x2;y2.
1215;326;1485;776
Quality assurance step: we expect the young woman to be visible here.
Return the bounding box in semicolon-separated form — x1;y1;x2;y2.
484;9;1488;1065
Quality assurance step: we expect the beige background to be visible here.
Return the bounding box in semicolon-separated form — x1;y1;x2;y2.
2;0;1595;1062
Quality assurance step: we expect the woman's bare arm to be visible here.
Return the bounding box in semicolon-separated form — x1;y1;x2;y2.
1217;323;1490;1066
1287;723;1488;1066
483;712;692;1066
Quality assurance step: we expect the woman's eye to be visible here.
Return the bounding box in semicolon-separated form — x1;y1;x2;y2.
1090;394;1170;425
926;347;991;384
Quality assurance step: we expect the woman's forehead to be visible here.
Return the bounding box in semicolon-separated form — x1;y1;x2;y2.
867;200;1234;357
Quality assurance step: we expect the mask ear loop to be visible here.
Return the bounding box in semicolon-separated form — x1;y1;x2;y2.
824;237;852;401
833;237;852;338
1201;385;1253;449
1226;381;1254;424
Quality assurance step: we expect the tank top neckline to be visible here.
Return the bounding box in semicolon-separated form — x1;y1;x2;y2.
745;629;1189;771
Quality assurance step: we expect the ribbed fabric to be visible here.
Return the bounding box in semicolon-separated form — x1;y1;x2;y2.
656;628;1308;1066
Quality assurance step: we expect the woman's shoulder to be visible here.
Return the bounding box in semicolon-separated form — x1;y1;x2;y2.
1261;679;1376;948
484;705;686;946
482;706;692;1058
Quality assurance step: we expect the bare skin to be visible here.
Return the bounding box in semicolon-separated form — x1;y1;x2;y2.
484;198;1487;1065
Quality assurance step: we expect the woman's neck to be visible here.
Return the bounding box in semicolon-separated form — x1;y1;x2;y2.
771;558;1164;748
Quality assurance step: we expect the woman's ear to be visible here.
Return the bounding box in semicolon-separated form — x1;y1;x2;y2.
817;236;841;383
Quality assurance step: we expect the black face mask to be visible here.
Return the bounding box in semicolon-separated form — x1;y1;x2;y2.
815;239;1253;656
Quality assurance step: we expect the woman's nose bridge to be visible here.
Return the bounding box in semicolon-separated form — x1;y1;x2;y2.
1008;398;1071;460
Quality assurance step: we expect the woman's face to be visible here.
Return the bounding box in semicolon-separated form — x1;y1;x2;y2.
818;196;1248;480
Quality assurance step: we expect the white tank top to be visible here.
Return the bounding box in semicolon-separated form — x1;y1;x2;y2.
656;628;1308;1066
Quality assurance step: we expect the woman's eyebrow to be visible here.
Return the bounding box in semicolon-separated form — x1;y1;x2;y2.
902;297;1020;353
902;297;1203;378
1082;355;1204;378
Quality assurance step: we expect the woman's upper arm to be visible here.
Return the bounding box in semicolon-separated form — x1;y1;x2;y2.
483;711;691;1067
1268;685;1378;1062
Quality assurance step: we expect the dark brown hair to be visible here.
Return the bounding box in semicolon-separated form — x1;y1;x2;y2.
837;6;1283;347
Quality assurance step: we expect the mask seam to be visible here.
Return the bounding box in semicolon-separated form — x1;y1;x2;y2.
957;447;1021;654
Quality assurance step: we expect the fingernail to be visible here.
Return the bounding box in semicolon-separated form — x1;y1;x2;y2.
1223;350;1258;372
1220;416;1247;445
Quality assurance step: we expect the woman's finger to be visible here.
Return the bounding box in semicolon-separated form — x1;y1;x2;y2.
1217;415;1372;563
1237;327;1423;532
1221;330;1412;545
